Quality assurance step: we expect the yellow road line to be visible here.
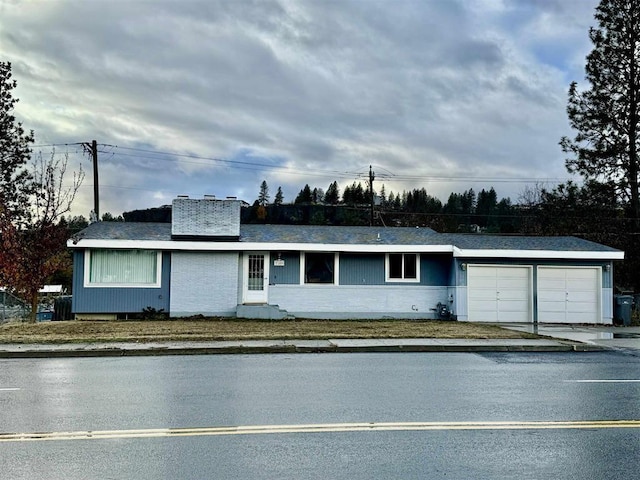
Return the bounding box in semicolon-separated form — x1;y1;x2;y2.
1;420;639;443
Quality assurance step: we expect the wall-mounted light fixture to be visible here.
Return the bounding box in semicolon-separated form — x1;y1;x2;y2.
604;264;611;272
460;263;467;271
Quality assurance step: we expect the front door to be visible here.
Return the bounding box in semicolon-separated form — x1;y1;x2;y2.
243;252;269;304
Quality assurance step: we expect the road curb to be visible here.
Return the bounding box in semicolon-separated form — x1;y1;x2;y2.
0;341;608;358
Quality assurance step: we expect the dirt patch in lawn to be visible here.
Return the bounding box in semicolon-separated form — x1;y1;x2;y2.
0;319;539;344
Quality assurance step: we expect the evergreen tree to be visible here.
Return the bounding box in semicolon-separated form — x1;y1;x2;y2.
274;186;284;206
342;183;353;205
312;187;324;204
560;0;640;219
379;184;387;208
476;187;498;226
294;184;313;204
387;191;396;210
0;61;34;225
325;181;340;204
101;212;124;222
257;180;269;206
391;192;401;211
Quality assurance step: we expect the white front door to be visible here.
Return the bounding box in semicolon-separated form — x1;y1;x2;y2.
243;252;269;304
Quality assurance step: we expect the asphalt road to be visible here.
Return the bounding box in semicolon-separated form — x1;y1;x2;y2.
1;352;639;479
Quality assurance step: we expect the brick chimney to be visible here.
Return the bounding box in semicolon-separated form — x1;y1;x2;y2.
171;196;241;240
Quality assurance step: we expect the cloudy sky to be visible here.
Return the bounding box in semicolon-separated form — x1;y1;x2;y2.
2;0;599;218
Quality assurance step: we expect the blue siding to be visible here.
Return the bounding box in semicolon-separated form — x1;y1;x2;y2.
72;250;171;314
340;253;451;286
340;254;384;285
420;255;450;286
269;252;300;284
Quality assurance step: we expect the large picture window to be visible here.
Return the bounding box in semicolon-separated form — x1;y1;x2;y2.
386;253;419;282
303;252;337;284
85;249;161;287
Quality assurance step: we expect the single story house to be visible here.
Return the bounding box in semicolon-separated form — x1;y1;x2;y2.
68;196;624;323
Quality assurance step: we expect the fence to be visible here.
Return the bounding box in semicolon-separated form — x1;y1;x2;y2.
0;290;29;322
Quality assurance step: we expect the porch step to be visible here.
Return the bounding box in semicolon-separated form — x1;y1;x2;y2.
236;304;294;320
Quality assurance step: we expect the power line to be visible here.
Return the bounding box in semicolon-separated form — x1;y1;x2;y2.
39;141;574;192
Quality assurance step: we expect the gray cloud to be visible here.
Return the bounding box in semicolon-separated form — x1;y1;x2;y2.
0;0;600;215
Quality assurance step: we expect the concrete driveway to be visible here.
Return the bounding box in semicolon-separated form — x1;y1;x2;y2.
500;324;640;353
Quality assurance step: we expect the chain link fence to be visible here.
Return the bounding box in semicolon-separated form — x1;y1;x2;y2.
0;290;30;323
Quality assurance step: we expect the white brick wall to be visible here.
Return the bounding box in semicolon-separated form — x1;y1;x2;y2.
269;284;447;319
172;198;241;237
170;252;239;316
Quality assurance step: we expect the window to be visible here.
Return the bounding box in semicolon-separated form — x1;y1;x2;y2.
303;252;337;284
85;249;161;287
386;253;419;282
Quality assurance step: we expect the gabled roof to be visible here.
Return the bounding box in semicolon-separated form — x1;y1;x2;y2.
68;221;624;260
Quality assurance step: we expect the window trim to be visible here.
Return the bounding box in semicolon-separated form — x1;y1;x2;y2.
300;252;340;286
84;249;162;288
385;253;420;283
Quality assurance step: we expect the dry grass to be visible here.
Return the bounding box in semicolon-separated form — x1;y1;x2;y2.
0;319;539;344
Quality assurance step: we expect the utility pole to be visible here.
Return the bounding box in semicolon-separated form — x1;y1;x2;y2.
368;165;375;226
82;140;99;221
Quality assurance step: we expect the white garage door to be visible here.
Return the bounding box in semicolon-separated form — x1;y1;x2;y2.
467;266;532;323
537;267;600;324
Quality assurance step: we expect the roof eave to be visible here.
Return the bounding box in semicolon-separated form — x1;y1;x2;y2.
67;239;454;253
453;247;624;261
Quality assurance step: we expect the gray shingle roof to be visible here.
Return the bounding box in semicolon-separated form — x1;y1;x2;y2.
73;221;621;253
442;233;620;252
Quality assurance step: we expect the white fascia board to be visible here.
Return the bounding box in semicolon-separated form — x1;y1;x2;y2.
68;239;454;253
453;248;624;260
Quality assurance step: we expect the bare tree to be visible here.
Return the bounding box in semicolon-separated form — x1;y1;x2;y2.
1;150;84;322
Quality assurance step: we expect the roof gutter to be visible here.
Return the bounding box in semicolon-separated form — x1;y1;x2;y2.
67;239;455;254
67;240;624;260
452;246;624;261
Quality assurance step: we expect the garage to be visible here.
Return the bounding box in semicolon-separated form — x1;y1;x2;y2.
537;267;600;324
467;265;532;323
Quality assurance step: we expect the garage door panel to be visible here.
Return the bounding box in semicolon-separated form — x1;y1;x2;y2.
569;291;597;303
538;268;564;279
541;311;566;323
468;266;531;323
500;290;529;300
566;311;594;323
538;290;565;302
468;300;498;311
567;268;597;280
497;278;529;290
468;275;497;289
538;267;600;324
499;300;530;312
503;310;530;323
567;300;598;312
539;279;565;290
567;276;597;287
498;267;528;278
538;299;565;310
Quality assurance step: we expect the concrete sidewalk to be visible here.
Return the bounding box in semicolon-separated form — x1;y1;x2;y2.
0;337;604;358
